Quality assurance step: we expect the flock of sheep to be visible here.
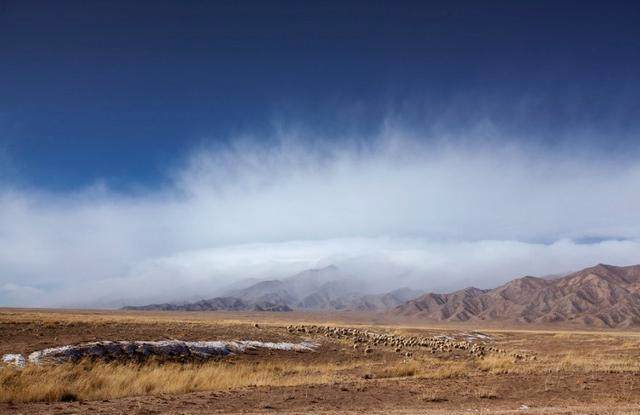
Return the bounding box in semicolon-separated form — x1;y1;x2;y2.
1;323;535;369
287;324;535;361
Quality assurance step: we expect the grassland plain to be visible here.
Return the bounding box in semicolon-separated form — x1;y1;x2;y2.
1;309;640;414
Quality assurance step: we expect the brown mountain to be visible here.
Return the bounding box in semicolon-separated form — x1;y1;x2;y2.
393;264;640;328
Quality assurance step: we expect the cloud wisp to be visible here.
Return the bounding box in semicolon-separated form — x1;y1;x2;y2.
1;130;640;306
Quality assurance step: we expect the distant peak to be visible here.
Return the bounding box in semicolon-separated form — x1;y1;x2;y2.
586;263;618;273
455;286;487;297
288;264;339;279
499;275;549;289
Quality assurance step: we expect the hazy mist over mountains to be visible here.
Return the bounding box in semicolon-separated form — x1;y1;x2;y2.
126;263;640;328
2;134;640;307
125;265;425;312
1;0;640;313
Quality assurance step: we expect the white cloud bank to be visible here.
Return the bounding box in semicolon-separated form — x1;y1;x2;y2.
1;130;640;306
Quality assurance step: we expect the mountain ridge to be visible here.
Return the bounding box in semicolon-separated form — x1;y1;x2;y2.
124;265;424;312
124;263;640;327
393;263;640;328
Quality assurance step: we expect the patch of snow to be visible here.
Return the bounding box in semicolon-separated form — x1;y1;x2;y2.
25;340;319;365
463;332;492;342
434;335;455;341
2;354;26;368
519;404;529;410
182;341;234;359
234;340;318;352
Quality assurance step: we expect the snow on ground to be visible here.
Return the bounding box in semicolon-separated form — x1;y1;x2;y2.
464;332;492;342
1;354;26;368
2;340;319;367
434;335;455;341
433;332;492;343
234;340;317;352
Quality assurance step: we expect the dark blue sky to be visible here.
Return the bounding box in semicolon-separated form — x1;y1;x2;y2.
1;0;640;190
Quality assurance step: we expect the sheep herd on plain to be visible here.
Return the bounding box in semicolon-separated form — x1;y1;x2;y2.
1;323;535;369
286;324;535;361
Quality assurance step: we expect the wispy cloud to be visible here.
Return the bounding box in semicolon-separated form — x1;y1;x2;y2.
1;128;639;306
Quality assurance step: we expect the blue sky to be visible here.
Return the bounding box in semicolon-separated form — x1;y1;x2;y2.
1;1;640;306
1;1;640;190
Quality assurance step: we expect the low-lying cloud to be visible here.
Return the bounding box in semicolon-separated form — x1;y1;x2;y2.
1;129;640;306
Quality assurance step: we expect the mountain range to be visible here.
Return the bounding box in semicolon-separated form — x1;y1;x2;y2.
124;263;640;328
124;265;423;312
393;263;640;328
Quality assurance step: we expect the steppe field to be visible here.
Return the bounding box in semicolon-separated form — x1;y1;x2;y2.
1;309;640;414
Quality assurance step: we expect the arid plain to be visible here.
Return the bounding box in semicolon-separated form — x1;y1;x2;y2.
1;309;640;414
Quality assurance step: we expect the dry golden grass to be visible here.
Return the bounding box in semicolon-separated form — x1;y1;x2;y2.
476;352;640;375
1;357;475;403
554;352;640;373
371;361;420;379
552;332;575;339
476;355;519;374
619;339;639;348
473;386;499;399
0;360;342;403
419;390;448;402
4;309;640;407
420;361;469;379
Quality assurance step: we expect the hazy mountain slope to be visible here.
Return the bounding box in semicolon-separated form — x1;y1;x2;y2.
282;265;347;298
225;280;293;303
393;264;640;327
126;263;640;325
125;265;399;312
219;277;264;295
123;297;249;312
223;265;349;304
347;288;425;311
